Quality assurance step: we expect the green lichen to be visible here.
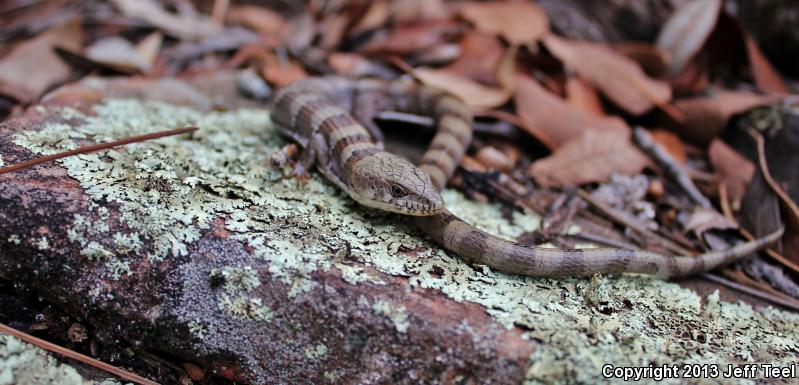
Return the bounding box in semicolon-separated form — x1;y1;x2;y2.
187;320;213;340
371;300;409;333
218;294;272;322
7;235;20;245
34;237;49;251
304;343;328;360
13;98;799;384
210;266;261;294
0;333;122;385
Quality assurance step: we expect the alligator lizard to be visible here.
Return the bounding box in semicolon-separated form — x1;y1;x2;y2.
269;77;782;278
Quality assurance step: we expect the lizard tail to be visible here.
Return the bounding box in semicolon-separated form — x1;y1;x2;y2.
403;83;784;278
416;212;784;278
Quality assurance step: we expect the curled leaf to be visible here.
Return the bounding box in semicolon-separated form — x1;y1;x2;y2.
460;1;549;46
111;0;221;40
86;37;151;73
0;18;83;102
656;0;721;76
228;5;286;36
529;130;649;188
414;68;510;110
673;89;780;143
543;35;672;116
515;74;628;148
708;139;754;211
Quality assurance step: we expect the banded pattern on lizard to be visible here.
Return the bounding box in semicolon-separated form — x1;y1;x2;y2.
269;76;782;278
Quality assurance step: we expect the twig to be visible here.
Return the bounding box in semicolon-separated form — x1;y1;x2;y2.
577;188;694;255
632;126;712;208
570;231;640;250
0;322;159;385
702;273;799;312
747;128;799;229
0;127;198;175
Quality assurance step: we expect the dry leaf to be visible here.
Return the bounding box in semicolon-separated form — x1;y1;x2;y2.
649;129;686;164
350;0;389;36
460;1;549;46
136;31;163;66
262;61;307;87
495;46;517;92
111;0;220;40
414;68;510;110
328;53;394;78
543;34;672;116
0;18;83;102
669;57;710;95
673;89;779;143
565;76;603;116
390;0;449;23
614;42;671;79
684;207;738;236
514;75;628;148
86;37;151;73
743;32;789;94
709;139;755;210
656;0;721;76
318;14;350;51
529;130;649;187
442;32;505;86
475;146;514;172
359;21;454;56
228;4;285;36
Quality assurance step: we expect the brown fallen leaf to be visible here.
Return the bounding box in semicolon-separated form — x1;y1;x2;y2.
656;0;721;76
390;0;450;23
262;60;307;88
318;14;350;51
669;57;710;95
673;89;779;143
135;31;163;68
85;37;151;74
227;4;286;36
111;0;220;40
459;1;549;46
0;18;83;102
683;207;738;236
328;53;395;78
748;129;799;264
543;34;672;116
475;146;514;172
413;68;510;110
564;76;603;116
614;42;671;79
743;32;789;94
708;139;755;211
649;129;686;164
529;129;649;188
350;0;389;37
358;21;455;56
514;74;628;148
442;31;505;86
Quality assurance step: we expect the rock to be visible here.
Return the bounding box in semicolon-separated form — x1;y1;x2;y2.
0;76;797;384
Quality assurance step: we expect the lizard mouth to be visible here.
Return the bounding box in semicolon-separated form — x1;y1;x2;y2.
353;195;444;216
392;197;444;216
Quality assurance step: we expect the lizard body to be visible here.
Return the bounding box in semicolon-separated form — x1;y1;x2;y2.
270;77;782;278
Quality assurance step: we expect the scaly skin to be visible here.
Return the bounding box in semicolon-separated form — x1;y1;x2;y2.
269;76;783;278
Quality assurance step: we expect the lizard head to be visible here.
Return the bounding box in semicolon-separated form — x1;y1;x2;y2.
347;153;444;216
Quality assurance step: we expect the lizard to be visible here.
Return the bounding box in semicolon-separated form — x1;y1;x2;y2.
269;76;783;278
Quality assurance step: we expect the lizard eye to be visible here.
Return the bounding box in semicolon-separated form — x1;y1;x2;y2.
390;184;408;198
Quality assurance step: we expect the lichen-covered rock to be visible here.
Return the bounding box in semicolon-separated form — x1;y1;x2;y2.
0;334;121;385
0;77;797;384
